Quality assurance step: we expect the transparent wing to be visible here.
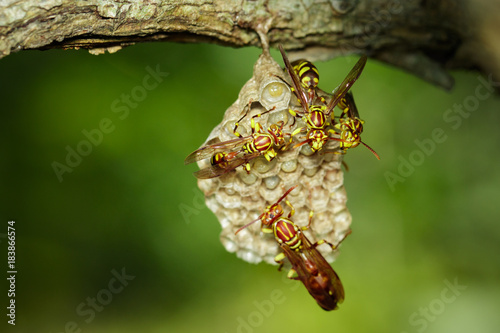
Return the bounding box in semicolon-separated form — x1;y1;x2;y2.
299;232;345;310
342;91;359;119
184;136;253;165
279;45;310;115
327;55;367;112
280;242;310;282
279;231;344;310
281;242;342;312
193;152;260;179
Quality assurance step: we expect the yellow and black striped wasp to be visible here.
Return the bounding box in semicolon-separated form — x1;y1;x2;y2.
184;105;290;179
235;186;347;311
333;91;380;159
278;45;367;153
291;59;321;103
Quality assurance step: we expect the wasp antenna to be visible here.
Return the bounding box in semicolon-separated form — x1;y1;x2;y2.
341;160;350;172
292;140;311;150
328;137;345;143
276;185;298;205
361;141;380;160
235;216;262;235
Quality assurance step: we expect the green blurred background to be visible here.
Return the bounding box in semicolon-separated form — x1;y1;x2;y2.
1;42;499;333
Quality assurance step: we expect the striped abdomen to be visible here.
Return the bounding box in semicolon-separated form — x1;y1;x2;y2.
292;60;320;91
245;133;273;154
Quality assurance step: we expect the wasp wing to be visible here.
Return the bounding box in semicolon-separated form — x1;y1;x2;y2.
299;232;345;310
279;242;337;311
339;91;360;119
184;136;253;165
327;55;367;112
280;231;344;311
279;45;310;115
193;152;260;179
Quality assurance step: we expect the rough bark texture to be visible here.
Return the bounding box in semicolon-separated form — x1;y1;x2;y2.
0;0;497;90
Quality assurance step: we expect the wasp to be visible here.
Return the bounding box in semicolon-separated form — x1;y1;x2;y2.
278;45;368;153
291;59;320;103
333;92;380;159
235;186;347;311
184;105;289;178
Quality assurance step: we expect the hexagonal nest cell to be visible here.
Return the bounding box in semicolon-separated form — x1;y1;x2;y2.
193;49;352;265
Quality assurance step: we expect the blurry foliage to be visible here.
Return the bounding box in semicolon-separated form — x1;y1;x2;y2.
1;42;500;333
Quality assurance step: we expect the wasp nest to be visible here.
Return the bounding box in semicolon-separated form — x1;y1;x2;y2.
195;50;351;265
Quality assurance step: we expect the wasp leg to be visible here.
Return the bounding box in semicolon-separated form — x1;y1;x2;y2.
301;210;338;250
342;160;350;172
275;252;286;271
291;125;306;138
243;162;252;173
261;227;273;234
337;228;352;245
275;253;299;279
311;239;337;251
263;148;277;162
287;268;299;280
312;229;352;251
285;199;295;218
289;114;297;129
288;108;306;120
249;106;277;125
233;101;254;138
300;210;314;231
279;132;294;151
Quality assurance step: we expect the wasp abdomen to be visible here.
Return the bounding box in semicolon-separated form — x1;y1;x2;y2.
292;59;320;90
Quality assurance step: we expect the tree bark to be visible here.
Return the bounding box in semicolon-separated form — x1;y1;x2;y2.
1;0;497;90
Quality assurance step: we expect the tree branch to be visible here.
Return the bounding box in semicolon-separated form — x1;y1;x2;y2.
1;0;496;90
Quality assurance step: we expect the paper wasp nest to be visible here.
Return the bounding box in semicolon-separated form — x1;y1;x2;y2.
196;50;351;265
